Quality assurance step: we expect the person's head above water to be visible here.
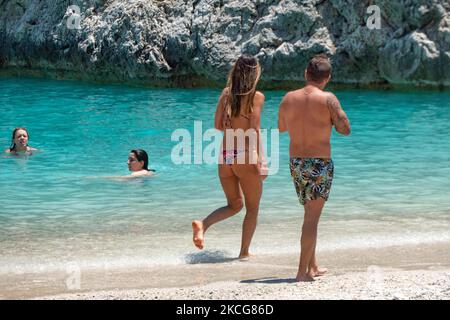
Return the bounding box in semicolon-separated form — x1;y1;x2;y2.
127;149;149;172
8;127;32;153
226;54;261;118
305;54;332;89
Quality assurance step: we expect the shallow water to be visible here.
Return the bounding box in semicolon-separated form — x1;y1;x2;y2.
0;77;449;273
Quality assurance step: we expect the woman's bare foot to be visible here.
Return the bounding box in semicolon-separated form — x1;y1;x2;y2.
296;272;315;282
311;267;328;277
192;220;204;249
238;252;252;260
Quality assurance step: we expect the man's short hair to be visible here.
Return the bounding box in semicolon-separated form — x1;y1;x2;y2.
306;54;332;82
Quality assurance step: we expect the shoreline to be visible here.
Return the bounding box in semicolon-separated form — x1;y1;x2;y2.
2;241;449;300
1;71;449;92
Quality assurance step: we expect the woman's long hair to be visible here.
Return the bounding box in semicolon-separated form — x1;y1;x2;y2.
10;127;29;151
225;54;261;118
131;149;149;171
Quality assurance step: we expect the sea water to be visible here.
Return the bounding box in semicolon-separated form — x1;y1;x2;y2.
0;77;449;273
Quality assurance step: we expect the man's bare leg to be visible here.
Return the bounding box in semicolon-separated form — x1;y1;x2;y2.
192;174;243;250
309;241;328;277
296;198;325;282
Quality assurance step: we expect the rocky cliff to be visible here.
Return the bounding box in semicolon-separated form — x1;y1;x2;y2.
0;0;449;88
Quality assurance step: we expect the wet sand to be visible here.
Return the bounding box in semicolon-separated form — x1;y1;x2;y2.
1;241;449;300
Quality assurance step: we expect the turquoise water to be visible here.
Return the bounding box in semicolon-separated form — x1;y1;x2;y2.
1;77;449;273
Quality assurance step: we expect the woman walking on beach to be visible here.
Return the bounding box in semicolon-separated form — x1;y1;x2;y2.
192;54;267;259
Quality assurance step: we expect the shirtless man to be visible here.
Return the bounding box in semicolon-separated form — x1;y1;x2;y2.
278;54;351;282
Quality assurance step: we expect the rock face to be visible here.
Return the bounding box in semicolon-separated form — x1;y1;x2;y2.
0;0;449;88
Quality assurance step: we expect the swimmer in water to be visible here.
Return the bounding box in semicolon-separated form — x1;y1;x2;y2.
4;127;38;155
127;149;155;177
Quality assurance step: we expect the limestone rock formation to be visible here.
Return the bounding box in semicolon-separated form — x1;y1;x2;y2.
0;0;448;87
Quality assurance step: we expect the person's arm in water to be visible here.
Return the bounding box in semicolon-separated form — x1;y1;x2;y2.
326;93;351;136
130;170;154;177
4;147;38;154
278;94;289;133
214;88;229;131
101;172;154;181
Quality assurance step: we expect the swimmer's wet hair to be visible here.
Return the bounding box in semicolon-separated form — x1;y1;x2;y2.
10;127;29;151
306;54;332;82
131;149;149;171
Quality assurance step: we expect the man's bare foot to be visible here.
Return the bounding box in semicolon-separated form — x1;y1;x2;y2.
311;267;328;277
296;272;315;282
192;220;204;249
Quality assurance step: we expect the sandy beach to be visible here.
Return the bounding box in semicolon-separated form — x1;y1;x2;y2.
2;242;448;300
39;268;450;300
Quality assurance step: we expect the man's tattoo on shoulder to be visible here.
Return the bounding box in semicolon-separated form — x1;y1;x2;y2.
326;95;342;123
326;95;341;112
